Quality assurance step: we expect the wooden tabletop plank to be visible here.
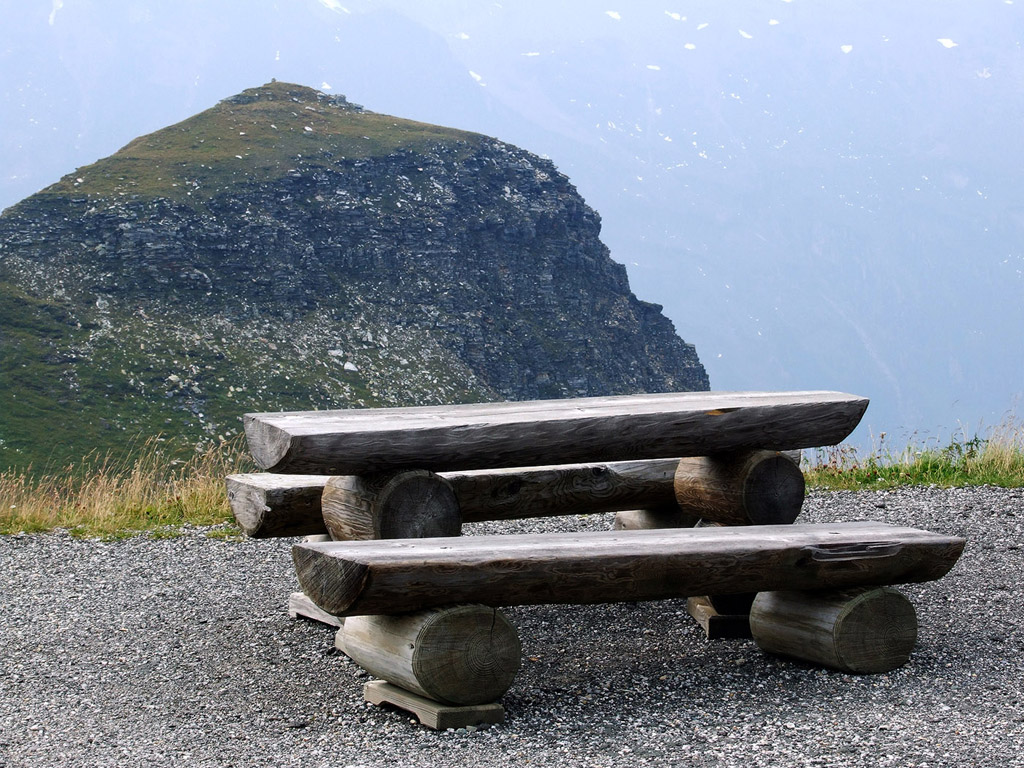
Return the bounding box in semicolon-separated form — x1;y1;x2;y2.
245;390;868;474
292;521;964;616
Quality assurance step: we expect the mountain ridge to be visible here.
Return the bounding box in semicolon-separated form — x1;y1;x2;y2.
0;82;708;470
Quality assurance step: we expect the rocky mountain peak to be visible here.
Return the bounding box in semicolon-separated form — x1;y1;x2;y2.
0;82;707;470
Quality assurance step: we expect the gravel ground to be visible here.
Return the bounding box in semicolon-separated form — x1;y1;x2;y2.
2;486;1022;768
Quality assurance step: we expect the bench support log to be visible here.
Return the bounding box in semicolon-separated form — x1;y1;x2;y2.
448;458;681;523
337;605;522;706
225;473;331;538
674;450;806;526
749;587;918;673
229;453;801;539
231;461;687;539
322;470;461;541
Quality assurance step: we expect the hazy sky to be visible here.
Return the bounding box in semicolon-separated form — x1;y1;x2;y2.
3;0;1022;448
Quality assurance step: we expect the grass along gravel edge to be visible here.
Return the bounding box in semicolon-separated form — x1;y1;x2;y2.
0;435;251;538
1;419;1022;537
804;418;1024;490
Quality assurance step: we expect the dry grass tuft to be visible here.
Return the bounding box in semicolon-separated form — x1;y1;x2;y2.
804;417;1024;490
3;415;1022;537
0;436;253;537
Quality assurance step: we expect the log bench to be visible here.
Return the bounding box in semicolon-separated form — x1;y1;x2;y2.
293;522;963;709
226;390;966;728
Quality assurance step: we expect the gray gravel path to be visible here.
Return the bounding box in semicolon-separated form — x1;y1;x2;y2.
2;486;1022;767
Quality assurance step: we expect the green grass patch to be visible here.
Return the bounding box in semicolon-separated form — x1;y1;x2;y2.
804;419;1024;489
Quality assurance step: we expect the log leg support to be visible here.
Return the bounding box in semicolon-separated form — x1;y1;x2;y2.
336;604;522;707
674;449;806;526
749;587;918;673
322;470;461;541
363;680;505;730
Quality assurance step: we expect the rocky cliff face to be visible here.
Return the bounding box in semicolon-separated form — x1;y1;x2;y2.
0;82;708;469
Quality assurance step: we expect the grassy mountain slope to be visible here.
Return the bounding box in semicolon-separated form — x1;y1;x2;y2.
40;82;482;205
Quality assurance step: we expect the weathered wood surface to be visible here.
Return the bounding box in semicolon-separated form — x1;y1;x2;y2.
363;681;506;730
226;457;768;539
321;470;461;541
749;587;919;673
445;458;681;523
245;390;869;474
338;605;521;705
674;450;806;526
225;473;331;538
292;522;964;617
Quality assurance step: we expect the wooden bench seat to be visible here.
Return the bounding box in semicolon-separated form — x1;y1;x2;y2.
244;390;868;474
292;521;965;617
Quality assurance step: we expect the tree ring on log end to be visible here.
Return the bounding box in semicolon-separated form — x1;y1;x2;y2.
377;470;461;539
742;453;806;525
833;587;918;673
411;605;522;706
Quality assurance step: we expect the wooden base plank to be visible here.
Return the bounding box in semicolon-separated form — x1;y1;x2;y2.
686;596;753;639
287;591;345;628
363;680;505;730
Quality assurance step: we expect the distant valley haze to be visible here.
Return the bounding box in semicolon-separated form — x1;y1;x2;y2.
2;0;1022;451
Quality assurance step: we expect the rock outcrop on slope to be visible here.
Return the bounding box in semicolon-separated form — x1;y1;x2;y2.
0;81;708;469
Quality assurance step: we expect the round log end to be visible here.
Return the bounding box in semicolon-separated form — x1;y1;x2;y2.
377;471;461;539
833;588;918;673
224;475;267;537
413;605;522;705
242;415;293;472
742;452;806;525
291;544;369;616
750;587;918;674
